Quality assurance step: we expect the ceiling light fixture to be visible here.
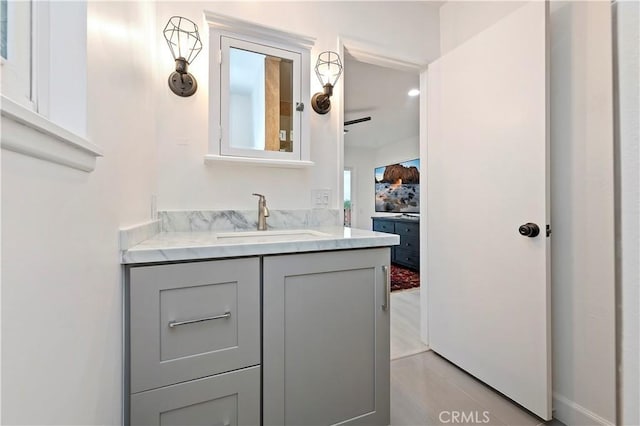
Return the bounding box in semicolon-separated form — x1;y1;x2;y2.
408;88;420;97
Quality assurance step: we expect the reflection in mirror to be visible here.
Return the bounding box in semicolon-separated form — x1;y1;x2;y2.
229;47;294;152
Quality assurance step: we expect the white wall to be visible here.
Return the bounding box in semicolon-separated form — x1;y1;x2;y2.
344;145;376;229
438;2;617;424
614;1;640;425
549;3;616;424
439;1;526;55
345;136;420;230
154;1;439;211
1;2;158;424
1;3;439;423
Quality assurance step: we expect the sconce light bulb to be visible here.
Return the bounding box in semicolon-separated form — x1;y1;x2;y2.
163;16;203;64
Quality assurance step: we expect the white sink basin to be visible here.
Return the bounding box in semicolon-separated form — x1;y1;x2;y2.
216;229;332;243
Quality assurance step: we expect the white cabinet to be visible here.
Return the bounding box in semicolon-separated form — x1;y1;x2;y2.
263;248;390;425
206;11;314;167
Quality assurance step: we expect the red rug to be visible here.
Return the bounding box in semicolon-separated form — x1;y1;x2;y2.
390;264;420;292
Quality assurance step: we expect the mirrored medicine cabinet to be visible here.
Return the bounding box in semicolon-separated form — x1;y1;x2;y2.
205;12;315;167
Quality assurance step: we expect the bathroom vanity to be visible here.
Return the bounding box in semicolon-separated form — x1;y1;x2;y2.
121;211;398;426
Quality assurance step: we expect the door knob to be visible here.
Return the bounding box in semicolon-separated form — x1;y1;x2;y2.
519;223;540;238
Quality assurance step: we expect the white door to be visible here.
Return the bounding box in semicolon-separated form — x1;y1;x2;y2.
426;2;551;420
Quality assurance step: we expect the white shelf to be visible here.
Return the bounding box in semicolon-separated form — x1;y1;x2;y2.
204;154;314;169
1;96;102;172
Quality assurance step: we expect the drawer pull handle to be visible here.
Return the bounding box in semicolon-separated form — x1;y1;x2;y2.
382;265;390;311
168;311;231;328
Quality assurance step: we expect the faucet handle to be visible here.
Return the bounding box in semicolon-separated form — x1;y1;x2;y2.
252;193;265;199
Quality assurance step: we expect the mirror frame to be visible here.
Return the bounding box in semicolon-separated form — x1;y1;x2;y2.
205;11;315;167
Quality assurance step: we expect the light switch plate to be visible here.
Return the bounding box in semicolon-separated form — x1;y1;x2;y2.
311;189;331;209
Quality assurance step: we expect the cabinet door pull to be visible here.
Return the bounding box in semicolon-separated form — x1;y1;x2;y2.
168;311;231;328
382;265;390;311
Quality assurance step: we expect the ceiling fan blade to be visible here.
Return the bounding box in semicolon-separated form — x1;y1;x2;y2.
344;116;372;126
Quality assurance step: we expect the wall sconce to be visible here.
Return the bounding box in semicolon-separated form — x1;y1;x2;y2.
311;51;343;114
163;16;203;97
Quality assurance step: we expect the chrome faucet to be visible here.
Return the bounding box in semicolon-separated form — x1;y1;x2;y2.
252;193;270;231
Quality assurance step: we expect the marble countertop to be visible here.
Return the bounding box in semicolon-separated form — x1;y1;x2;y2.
121;226;399;264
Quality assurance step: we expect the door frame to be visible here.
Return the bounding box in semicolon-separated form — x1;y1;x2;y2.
343;166;354;227
337;36;430;346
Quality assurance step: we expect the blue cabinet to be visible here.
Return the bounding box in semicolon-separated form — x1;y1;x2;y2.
372;216;420;271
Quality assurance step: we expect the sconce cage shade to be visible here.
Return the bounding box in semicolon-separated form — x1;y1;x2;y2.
163;16;203;65
314;51;343;87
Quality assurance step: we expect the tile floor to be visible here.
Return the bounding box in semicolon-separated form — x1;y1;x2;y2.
390;290;564;426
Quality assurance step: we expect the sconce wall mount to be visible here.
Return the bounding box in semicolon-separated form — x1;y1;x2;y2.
311;51;343;114
311;84;333;114
169;58;197;97
163;16;202;97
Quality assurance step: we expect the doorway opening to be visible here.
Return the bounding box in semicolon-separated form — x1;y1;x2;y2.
343;168;352;227
341;47;427;360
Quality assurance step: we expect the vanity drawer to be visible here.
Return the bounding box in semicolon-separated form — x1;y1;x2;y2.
395;222;419;237
128;258;260;394
131;365;260;426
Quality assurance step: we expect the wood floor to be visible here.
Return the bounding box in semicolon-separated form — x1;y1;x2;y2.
389;289;563;426
391;289;429;360
391;351;564;426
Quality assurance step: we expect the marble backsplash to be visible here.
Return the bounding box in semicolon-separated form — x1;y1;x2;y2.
159;209;342;232
119;219;161;250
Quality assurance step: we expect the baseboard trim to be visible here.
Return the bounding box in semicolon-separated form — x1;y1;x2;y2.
553;393;615;426
391;347;431;362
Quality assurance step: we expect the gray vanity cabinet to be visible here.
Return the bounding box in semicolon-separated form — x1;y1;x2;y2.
126;258;261;426
130;366;260;426
263;248;391;426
